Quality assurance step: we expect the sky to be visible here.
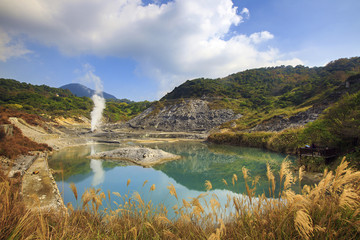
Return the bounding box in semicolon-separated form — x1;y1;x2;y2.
0;0;359;101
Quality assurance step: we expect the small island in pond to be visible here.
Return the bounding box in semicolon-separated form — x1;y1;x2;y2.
88;146;181;167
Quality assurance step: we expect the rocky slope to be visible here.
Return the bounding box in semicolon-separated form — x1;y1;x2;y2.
125;99;242;133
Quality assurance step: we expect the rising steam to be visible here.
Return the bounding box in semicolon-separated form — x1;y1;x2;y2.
82;67;106;132
91;94;105;132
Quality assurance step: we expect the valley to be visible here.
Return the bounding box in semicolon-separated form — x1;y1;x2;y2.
1;56;359;239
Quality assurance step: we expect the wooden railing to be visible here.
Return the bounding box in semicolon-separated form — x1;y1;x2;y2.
298;147;338;159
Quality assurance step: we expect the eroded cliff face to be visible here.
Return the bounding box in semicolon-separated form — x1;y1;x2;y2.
126;99;242;132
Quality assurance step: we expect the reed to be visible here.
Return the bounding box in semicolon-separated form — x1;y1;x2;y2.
0;157;359;239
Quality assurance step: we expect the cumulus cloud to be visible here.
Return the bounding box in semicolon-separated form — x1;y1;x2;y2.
0;0;302;96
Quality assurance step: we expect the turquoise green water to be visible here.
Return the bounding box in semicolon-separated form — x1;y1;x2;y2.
49;141;298;217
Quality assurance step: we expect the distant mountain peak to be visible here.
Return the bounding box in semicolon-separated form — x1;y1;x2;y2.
60;83;117;99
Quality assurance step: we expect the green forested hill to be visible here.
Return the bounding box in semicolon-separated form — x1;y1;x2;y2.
162;57;360;109
0;78;151;122
0;78;92;115
160;57;360;166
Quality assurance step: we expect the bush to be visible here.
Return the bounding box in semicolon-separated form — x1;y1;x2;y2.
268;128;307;153
208;131;273;148
301;120;340;148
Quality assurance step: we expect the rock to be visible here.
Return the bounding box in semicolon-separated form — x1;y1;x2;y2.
89;146;181;167
0;124;13;136
125;99;242;133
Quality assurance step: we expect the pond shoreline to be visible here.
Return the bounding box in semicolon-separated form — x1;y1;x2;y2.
2;119;321;212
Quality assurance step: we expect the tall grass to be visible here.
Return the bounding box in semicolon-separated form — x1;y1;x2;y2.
1;157;359;239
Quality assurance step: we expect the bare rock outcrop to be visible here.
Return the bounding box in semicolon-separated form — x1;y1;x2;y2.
249;106;326;132
126;99;242;133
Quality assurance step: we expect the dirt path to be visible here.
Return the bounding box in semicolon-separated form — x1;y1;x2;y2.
21;153;66;213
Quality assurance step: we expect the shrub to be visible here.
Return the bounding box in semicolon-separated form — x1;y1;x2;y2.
208;131;273;148
268;128;307;153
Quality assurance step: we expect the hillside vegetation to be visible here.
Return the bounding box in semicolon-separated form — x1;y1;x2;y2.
163;57;360;109
0;78;151;122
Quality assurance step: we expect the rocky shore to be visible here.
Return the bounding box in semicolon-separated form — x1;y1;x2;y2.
1;102;327;213
21;153;66;213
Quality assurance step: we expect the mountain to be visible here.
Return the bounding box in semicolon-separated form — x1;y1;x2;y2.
60;83;117;100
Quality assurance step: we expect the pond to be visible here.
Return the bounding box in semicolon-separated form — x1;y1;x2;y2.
48;141;300;218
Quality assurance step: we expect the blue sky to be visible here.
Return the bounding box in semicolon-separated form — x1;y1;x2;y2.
0;0;359;101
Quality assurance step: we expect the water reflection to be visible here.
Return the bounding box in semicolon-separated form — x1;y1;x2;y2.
144;142;293;195
89;145;105;186
49;142;301;216
49;143;122;183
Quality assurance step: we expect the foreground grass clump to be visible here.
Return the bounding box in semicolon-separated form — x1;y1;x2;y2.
1;158;359;239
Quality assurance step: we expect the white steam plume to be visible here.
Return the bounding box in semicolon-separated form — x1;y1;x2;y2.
82;66;105;132
91;94;105;132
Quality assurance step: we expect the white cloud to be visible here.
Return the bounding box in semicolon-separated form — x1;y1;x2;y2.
0;0;302;95
0;29;31;61
250;31;274;44
240;7;250;18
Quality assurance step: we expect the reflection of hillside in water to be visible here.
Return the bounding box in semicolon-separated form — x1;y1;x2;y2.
50;142;300;197
48;144;121;182
151;142;215;173
150;142;294;195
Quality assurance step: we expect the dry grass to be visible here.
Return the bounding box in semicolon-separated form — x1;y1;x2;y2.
1;157;359;239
